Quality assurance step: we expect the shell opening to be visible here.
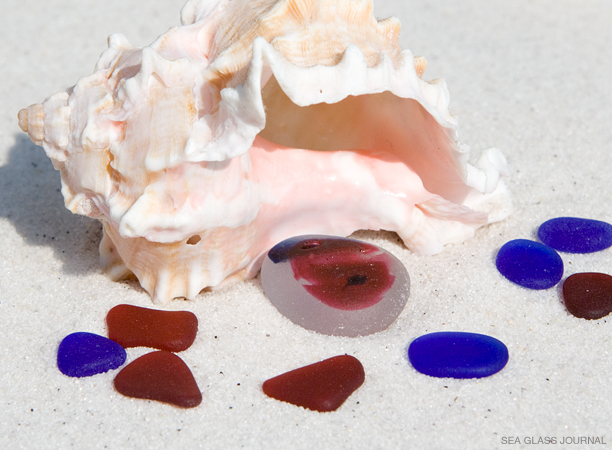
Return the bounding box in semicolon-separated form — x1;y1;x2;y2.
258;75;470;203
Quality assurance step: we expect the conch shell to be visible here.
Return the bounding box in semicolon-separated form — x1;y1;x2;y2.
19;0;511;304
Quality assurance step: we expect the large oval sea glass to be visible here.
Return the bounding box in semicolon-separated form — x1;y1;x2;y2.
495;239;563;289
538;217;612;254
408;331;509;379
261;235;410;337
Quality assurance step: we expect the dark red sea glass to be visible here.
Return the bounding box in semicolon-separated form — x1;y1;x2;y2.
262;355;365;412
114;351;202;408
106;304;198;352
288;238;394;310
562;272;612;320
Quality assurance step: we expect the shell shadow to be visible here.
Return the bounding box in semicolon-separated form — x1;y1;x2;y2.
0;135;102;275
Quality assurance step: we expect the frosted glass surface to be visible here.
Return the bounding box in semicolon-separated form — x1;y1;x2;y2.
261;235;410;337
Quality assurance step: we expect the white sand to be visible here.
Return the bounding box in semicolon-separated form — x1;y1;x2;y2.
2;0;612;448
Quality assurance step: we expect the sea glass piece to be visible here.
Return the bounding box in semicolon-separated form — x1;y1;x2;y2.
57;332;126;378
538;217;612;253
562;272;612;320
261;235;410;337
408;332;509;379
114;351;202;408
262;355;365;412
495;239;563;289
106;304;198;352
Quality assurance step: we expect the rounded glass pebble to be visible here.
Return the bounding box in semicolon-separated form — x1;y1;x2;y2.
261;235;410;337
106;304;198;352
408;332;509;379
57;332;127;378
496;239;563;289
562;272;612;320
538;217;612;253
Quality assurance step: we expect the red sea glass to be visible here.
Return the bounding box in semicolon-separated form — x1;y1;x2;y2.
261;235;410;337
106;304;198;352
285;238;395;310
114;351;202;408
562;272;612;320
262;355;365;412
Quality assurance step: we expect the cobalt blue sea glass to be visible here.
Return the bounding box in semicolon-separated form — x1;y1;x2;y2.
496;239;563;289
538;217;612;253
57;332;127;377
408;331;509;379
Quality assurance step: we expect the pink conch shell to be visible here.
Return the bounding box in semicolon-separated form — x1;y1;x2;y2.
18;0;511;304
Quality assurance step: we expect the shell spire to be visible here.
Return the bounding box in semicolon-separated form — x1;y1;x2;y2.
18;92;71;163
18;104;44;145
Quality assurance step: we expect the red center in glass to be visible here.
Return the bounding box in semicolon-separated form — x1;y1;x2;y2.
288;239;395;310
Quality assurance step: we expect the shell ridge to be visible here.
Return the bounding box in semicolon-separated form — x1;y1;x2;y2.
180;0;226;26
465;147;509;195
183;36;270;162
118;155;261;243
44;92;71;158
98;34;135;75
165;12;459;165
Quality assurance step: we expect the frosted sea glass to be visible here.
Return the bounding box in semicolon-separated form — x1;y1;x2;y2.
106;304;198;352
261;235;410;337
496;239;563;289
262;355;365;412
562;272;612;320
114;351;202;408
408;332;509;379
57;332;126;378
538;217;612;253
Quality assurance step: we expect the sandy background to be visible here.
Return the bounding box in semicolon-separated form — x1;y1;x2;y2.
2;0;612;449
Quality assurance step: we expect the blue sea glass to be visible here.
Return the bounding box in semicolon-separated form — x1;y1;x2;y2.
538;217;612;253
57;332;126;378
408;331;509;379
496;239;563;289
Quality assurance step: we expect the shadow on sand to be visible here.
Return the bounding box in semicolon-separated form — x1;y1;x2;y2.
0;135;102;275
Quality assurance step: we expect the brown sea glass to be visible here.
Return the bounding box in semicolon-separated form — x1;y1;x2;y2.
114;351;202;408
106;304;198;352
562;272;612;320
262;355;365;412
